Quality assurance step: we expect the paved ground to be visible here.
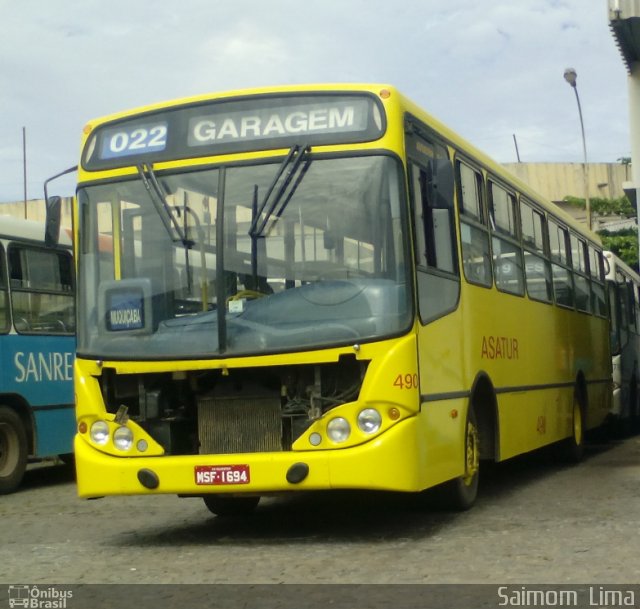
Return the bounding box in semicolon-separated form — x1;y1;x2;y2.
1;434;639;585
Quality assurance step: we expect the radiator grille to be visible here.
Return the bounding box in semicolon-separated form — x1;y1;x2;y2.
197;395;283;454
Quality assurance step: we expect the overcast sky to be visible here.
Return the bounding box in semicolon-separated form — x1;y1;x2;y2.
0;0;631;202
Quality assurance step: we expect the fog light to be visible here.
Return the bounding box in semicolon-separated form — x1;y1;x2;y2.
357;408;382;434
309;432;322;446
113;426;134;451
90;420;109;445
137;439;148;452
327;417;350;443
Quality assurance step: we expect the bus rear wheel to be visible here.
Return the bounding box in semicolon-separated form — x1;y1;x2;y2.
438;406;480;510
557;394;584;463
203;494;260;517
0;406;28;495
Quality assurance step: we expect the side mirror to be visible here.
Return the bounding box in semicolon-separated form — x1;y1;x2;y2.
323;230;336;250
43;164;77;247
45;196;62;247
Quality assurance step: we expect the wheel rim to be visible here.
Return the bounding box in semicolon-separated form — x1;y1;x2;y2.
573;401;583;446
0;422;19;477
462;420;480;487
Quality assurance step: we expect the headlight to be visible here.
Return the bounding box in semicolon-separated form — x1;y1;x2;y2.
357;408;382;434
327;417;351;443
113;426;134;451
90;420;109;445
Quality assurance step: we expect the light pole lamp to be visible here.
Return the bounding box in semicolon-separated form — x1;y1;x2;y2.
563;67;591;231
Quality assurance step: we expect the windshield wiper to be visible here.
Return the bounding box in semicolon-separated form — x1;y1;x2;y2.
137;163;191;247
249;144;311;238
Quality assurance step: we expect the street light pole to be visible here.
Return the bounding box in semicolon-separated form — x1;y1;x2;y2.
564;67;591;231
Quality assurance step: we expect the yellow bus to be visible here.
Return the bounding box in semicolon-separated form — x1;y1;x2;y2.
53;84;612;514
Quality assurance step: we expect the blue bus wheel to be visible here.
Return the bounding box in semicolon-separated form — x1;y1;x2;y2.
0;406;28;494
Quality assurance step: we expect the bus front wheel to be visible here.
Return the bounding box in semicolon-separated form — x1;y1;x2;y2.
0;406;28;495
438;406;480;510
203;494;260;517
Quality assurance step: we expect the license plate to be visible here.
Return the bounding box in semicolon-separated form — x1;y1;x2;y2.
195;464;250;486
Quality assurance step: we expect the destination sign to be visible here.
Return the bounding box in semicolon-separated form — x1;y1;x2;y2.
106;288;145;332
99;121;168;160
83;93;385;170
187;99;370;147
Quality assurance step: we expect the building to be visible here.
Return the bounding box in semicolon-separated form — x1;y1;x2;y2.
0;197;73;227
503;162;634;230
0;162;634;232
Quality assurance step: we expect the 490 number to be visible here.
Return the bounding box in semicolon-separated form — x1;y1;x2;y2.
393;373;419;389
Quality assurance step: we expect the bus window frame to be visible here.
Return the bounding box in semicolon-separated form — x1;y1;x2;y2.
7;243;75;336
520;197;553;304
0;243;9;334
548;219;575;310
487;178;524;298
570;232;591;314
405;126;461;325
455;157;493;289
589;245;608;318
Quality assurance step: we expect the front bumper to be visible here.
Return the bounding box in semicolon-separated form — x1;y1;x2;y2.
75;415;430;498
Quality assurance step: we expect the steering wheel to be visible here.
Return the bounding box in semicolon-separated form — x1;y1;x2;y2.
227;289;266;302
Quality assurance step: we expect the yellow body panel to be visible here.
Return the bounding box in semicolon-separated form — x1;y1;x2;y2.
418;279;610;462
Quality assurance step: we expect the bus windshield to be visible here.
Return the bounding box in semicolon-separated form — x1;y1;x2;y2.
77;153;411;359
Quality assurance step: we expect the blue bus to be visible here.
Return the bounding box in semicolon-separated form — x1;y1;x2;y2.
0;215;75;493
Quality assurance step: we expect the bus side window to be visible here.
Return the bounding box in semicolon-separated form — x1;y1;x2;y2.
589;246;607;317
0;245;8;333
489;181;523;296
548;220;574;308
411;161;456;273
407;134;460;324
8;245;75;334
521;200;552;303
457;161;492;287
570;234;591;313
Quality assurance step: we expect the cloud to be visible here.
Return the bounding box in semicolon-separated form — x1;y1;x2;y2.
0;0;631;202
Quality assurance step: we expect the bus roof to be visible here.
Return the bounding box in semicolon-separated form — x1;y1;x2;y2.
81;82;600;245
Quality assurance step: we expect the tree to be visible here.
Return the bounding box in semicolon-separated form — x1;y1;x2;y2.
563;195;635;217
598;228;639;271
562;195;638;271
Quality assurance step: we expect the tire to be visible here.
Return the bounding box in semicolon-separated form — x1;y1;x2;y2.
0;406;28;494
437;406;480;511
202;495;260;517
557;393;584;463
